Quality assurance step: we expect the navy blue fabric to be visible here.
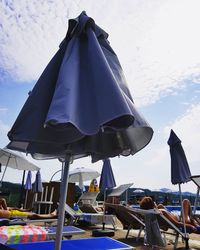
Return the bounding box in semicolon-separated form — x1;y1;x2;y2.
167;129;191;185
24;170;32;190
99;158;116;191
33;170;42;193
7;11;153;162
8;237;132;250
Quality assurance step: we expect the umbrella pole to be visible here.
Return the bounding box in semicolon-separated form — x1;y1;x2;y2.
179;184;189;249
19;170;26;207
54;159;70;250
102;189;107;230
24;190;28;209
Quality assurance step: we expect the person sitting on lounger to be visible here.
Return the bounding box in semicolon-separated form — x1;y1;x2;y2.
139;196;200;233
0;198;57;220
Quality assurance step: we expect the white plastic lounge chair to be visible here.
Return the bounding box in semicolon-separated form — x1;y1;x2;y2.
65;204;116;229
107;183;133;203
77;191;100;207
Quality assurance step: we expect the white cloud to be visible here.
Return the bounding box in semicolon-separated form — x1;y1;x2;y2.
1;0;200;107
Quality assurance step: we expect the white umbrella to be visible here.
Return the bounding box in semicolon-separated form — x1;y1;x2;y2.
0;147;39;186
68;167;100;190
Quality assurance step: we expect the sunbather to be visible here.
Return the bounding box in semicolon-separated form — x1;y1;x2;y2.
139;196;200;233
0;198;57;220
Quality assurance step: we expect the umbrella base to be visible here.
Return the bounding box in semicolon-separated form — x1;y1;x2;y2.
92;229;115;237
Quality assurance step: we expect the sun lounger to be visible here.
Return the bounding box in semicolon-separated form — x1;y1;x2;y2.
0;225;85;245
77;191;100;207
107;183;133;204
105;203;145;241
128;206;188;249
7;237;134;250
65;204;116;229
0;217;58;227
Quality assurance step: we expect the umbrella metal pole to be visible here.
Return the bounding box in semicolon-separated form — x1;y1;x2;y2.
19;170;26;207
179;184;189;249
54;160;70;250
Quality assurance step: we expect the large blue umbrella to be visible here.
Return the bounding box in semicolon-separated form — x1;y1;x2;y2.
167;129;191;249
7;12;153;250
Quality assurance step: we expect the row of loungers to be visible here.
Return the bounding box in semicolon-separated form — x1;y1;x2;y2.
105;203;200;249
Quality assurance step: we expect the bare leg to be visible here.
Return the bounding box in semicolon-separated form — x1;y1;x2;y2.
182;199;191;224
27;210;57;220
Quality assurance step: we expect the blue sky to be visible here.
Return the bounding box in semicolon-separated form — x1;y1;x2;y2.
0;0;200;193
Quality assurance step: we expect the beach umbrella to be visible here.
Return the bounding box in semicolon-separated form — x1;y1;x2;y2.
7;12;153;250
99;158;116;194
0;147;39;178
0;147;39;207
33;170;43;193
69;167;100;191
167;129;191;249
25;170;32;190
99;158;116;232
24;170;32;208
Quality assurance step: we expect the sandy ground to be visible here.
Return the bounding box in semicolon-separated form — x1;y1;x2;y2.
70;218;200;250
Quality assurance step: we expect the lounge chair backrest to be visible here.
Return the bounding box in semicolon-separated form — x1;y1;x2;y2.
105;203;144;229
78;203;99;213
77;192;99;207
64;204;76;218
107;183;133;197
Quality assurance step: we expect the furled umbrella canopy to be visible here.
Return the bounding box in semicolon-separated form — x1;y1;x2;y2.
7;11;153;162
99;158;116;192
167;129;191;249
24;170;32;208
167;129;191;185
25;170;32;190
33;170;43;193
7;11;153;250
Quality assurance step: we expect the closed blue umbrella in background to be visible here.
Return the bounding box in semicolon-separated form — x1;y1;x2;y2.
99;158;116;232
33;170;42;193
24;170;32;208
168;129;191;185
100;158;116;192
25;170;32;190
167;129;191;249
7;12;153;250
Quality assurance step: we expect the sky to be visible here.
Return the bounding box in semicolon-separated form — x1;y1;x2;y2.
0;0;200;193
